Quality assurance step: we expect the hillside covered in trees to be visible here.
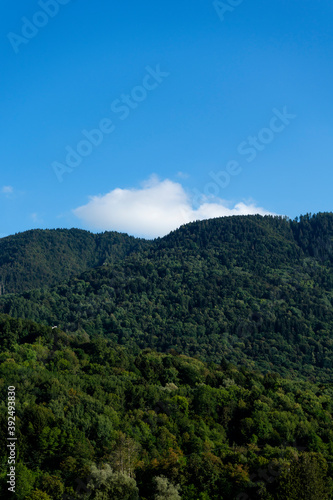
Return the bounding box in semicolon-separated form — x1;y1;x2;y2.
0;314;333;499
0;229;148;295
1;212;333;499
1;213;333;380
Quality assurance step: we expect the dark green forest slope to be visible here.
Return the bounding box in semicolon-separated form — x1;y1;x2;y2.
0;228;148;294
1;213;333;499
1;213;333;380
1;315;333;499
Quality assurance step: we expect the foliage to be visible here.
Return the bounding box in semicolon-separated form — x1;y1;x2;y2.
0;228;148;294
1;213;333;498
0;323;333;498
154;475;181;499
1;213;333;381
85;464;139;500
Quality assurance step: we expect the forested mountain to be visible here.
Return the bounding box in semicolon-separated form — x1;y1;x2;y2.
1;314;333;499
1;213;333;499
0;228;149;295
1;213;333;380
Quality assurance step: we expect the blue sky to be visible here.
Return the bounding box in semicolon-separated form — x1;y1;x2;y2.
1;0;332;238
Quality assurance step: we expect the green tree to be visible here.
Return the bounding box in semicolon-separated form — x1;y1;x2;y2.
39;474;65;500
27;491;52;500
110;432;140;478
15;464;36;500
85;464;139;500
154;476;181;500
276;452;331;499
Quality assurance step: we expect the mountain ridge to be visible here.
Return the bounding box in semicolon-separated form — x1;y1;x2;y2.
0;227;149;294
1;212;332;381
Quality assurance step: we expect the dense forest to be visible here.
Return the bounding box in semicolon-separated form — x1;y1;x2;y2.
0;229;148;295
1;213;333;498
1;213;333;380
1;314;333;499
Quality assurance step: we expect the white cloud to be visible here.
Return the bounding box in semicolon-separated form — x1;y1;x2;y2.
73;176;274;239
30;213;43;224
1;186;13;194
176;171;190;179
